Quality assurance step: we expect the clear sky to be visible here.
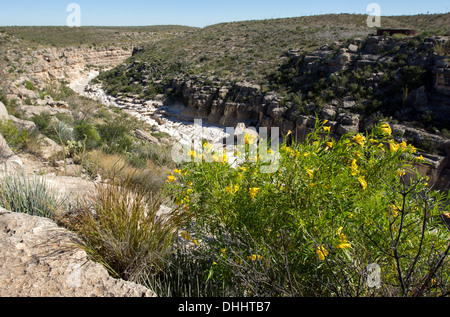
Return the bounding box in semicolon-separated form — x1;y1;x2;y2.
0;0;449;27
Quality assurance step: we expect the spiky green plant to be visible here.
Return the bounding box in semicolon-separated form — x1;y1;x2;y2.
0;173;63;218
61;177;188;285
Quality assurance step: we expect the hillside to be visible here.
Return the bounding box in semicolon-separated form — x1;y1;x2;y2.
98;13;450;89
0;25;198;47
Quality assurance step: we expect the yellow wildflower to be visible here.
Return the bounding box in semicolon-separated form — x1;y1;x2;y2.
350;159;359;176
249;254;263;261
337;242;352;249
417;155;424;161
249;188;260;199
181;231;191;241
396;169;406;177
225;185;240;194
317;246;329;261
326;141;334;149
166;175;177;184
358;177;367;190
222;150;228;163
352;134;366;147
399;141;407;149
389;204;400;218
323;126;331;132
336;227;352;250
323;120;329;125
306;168;314;179
389;141;399;153
245;133;257;145
174;169;182;175
409;145;417;154
381;123;392;136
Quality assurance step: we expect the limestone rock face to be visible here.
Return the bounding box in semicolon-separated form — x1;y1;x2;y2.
0;133;24;174
0;101;8;121
0;209;155;297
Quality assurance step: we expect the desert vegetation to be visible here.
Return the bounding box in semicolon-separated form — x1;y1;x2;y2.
0;13;449;297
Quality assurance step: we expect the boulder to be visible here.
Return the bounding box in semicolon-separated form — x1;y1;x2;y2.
134;129;159;144
9;115;36;131
20;105;71;118
0;208;155;297
0;133;24;174
38;135;64;160
0;101;8;121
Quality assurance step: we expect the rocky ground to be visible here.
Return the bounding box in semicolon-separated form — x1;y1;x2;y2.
0;208;155;297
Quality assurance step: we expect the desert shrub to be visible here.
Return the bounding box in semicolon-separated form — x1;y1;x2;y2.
0;119;29;152
61;178;186;285
74;121;101;150
0;90;8;107
0;173;63;218
402;66;426;90
165;121;450;297
31;111;52;132
24;80;36;91
97;122;133;155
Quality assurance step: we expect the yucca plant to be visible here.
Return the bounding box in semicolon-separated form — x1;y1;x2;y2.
61;177;188;285
0;173;63;218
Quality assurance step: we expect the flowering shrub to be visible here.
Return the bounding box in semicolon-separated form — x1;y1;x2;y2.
165;121;450;297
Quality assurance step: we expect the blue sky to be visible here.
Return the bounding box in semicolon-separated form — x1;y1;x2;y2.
0;0;449;27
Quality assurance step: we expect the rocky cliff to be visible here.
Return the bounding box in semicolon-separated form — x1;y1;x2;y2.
0;35;131;107
105;35;450;190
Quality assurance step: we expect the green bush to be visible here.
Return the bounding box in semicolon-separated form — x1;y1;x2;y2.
97;122;133;154
165;121;450;297
402;66;426;90
0;119;29;152
31;112;52;132
24;80;36;91
74;122;101;150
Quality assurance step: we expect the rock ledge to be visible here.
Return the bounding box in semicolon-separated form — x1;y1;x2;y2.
0;208;155;297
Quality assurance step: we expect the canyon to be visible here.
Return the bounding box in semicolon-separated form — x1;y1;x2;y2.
0;24;449;297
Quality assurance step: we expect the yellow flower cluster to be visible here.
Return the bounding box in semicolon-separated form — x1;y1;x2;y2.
336;227;352;250
317;245;329;261
244;133;257;145
249;187;260;199
225;185;240;194
352;134;366;147
249;254;263;261
181;231;199;246
388;204;401;218
381;123;392;136
358;177;368;191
